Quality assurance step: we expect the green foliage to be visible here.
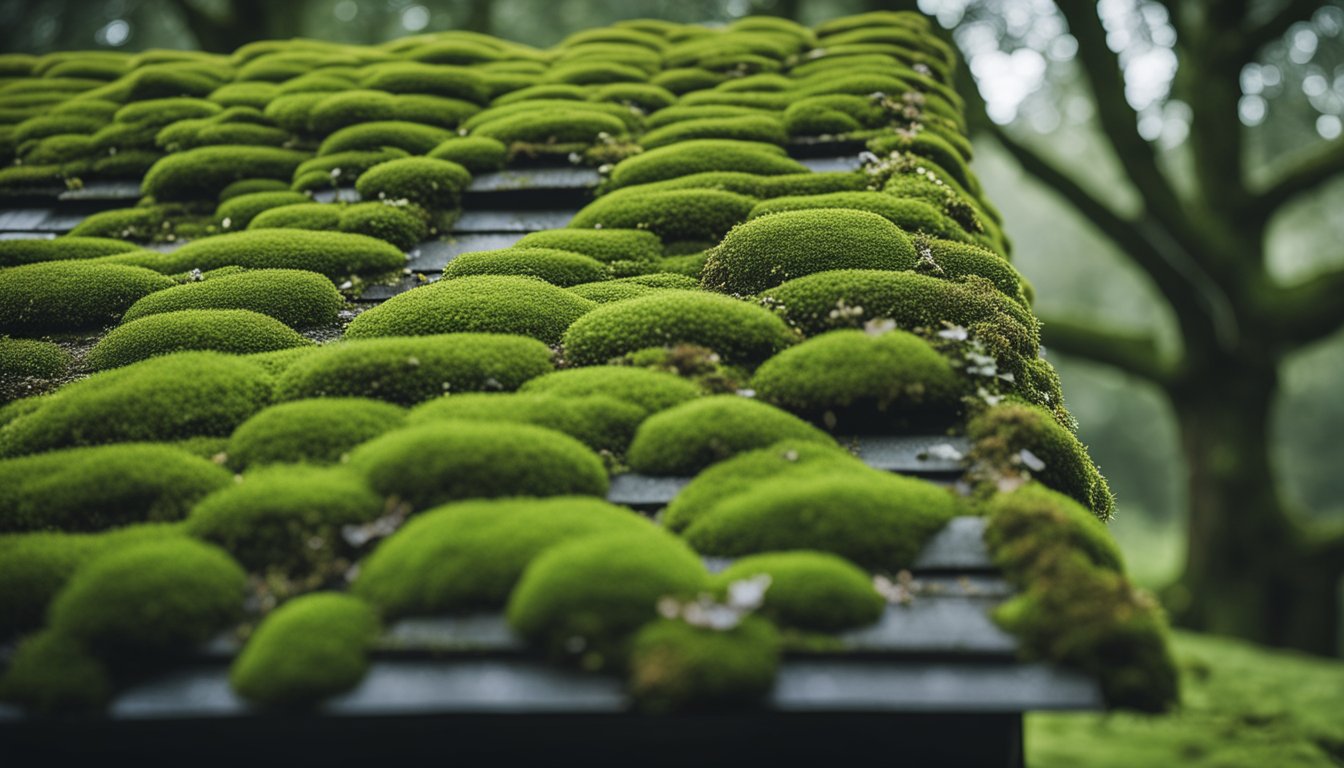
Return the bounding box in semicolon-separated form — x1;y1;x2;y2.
156;229;406;279
411;392;645;453
472;109;628;144
0;338;71;380
225;397;406;469
0;631;111;714
355;156;470;211
714;551;884;631
308;90;478;133
348;420;609;509
247;202;341;231
290;147;408;191
358;62;491;104
520;365;702;412
640;114;787;150
628;616;780;712
0;261;174;335
123;268;344;329
441;246;609;286
608;140;805;188
428;136;508;172
317;120;454;155
515;227;662;265
627;395;834;475
0;236;144;267
566;189;758;243
142;145;310;201
747;192;979;246
86;309;312;370
216;190;311;230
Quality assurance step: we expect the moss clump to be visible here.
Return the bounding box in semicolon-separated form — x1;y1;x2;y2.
275;333;553;406
226;397;406;469
230;592;379;707
428;136;507;172
123;268;343;329
568;280;675;302
353;496;655;617
216;190;311;230
984;483;1125;578
968;402;1116;520
355;156;470;212
472;109;629;144
0;236;144;267
714;551;883;631
640;115;787;150
142;145;310;201
461;99;641;133
627;395;834;475
186;466;383;573
411;392;645;454
683;469;962;571
290;147;409;192
48;538;245;658
338;201;429;250
922;238;1025;304
86;309;312;370
750;329;961;431
519;366;702;413
563;291;797;366
0;352;272;457
566;189;758;243
348;420;608;509
308;90;478;133
358;62;491;104
0;261;174;335
650;67;723;94
0;631;111;714
747;192;978;246
247;202;342;231
515;228;662;266
628;617;780;712
0;337;71;380
218;178;291;200
345;275;593;344
0;443;230;533
157;229;406;279
316;120;455;156
703;209;917;295
608;140;805;188
443;247;610;287
507;531;707;663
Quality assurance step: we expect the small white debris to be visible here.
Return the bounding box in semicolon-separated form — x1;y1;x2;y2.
1018;449;1046;472
937;324;968;341
726;574;771;612
925;443;964;462
864;317;896;336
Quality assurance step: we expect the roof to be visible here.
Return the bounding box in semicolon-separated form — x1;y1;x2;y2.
0;9;1177;755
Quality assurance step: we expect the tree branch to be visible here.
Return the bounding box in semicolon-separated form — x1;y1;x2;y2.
1039;316;1175;384
1254;136;1344;214
1242;0;1319;57
1267;263;1344;345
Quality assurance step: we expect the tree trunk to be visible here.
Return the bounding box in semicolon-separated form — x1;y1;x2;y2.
1169;361;1341;655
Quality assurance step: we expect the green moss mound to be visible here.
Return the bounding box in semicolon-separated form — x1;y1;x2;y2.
683;469;962;571
628;616;780;712
567;280;674;302
0;261;174;335
276;333;553;405
353;496;655;617
186;466;383;573
0;630;111;714
142;145;310;201
122;268;343;329
519;366;701;413
608;140;805;188
230;592;380;707
290;147;409;191
984;483;1125;578
640;114;787;150
747;191;977;245
355;156;470;211
216;190;311;230
0;352;273;457
749;329;961;431
86;309;312;370
714;551;883;631
346;275;593;344
472;109;629;144
628;395;834;475
0;443;230;533
427;135;507;172
317;120;454;156
338;201;430;250
348;420;608;509
157;229;406;279
442;247;610;287
225;397;406;469
358;62;491;104
515;228;662;266
248;202;342;231
563;291;797;366
567;189;758;243
410;392;644;454
507;531;707;662
48;538;245;658
0;236;144;267
0;337;71;380
923;238;1026;303
218;177;291;200
308;90;478;134
703;209;917;295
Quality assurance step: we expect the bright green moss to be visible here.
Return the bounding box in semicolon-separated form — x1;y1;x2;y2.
747;192;976;245
358;62;491;103
354;156;470;211
186;466;383;573
123;268;343;328
519;366;701;413
0;236;143;267
640;115;787;150
406;40;503;65
0;352;273;457
316;120;454;156
563;291;797;366
567;280;672;302
0;442;228;534
226;397;405;469
157;229;406;279
0;631;111;714
411;392;645;454
608;140;805;188
984;483;1124;580
216;190;311;230
749;329;961;431
349;420;608;508
262;92;327;133
678;90;792;109
703;209;917;296
218;178;291;200
566;189;758;243
230;592;380;707
338;201;429;250
352;495;652;617
208;81;279;109
506;530;707;662
345;274;594;344
589;82;676;111
626;395;833;475
156;118;289;153
113;97;221;127
0;337;71;380
544;60;648;85
782;95;877;134
472;109;628;144
968;402;1115;520
714;551;883;631
428;136;508;172
684;468;962;571
248;202;342;231
461;99;642;133
142;145;310;201
15;112;105;143
0;261;174;335
308;90;478;133
628;616;780;713
275;333;553;405
869;131;974;193
85;309;312;370
656;252;710;277
515;228;662;266
489;84;588;105
650;68;724;94
48;538;245;658
642;106;765;131
922;237;1025;302
290;147;409;191
62;204;189;243
444;238;613;281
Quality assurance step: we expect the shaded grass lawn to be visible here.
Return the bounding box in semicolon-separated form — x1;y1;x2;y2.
1028;629;1344;766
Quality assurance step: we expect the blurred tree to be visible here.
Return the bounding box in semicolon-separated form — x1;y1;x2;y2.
165;0;310;51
